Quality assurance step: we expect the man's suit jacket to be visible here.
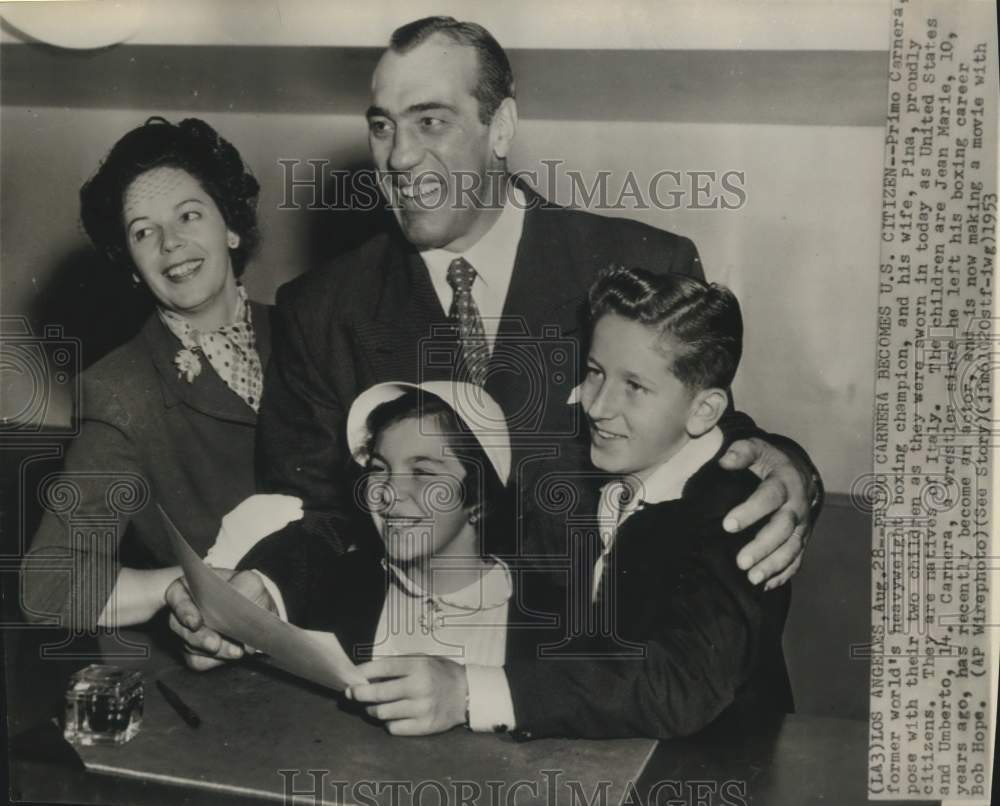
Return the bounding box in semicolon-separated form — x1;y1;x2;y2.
21;303;272;630
255;187;717;561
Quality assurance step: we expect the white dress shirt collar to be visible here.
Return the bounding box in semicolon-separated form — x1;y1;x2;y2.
624;426;725;511
591;426;724;602
596;426;725;542
419;186;526;350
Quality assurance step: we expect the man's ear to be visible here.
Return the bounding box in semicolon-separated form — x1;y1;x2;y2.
686;388;729;437
489;97;518;160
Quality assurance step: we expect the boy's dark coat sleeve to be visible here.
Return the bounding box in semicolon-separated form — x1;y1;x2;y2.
237;514;381;629
238;526;387;661
238;524;329;626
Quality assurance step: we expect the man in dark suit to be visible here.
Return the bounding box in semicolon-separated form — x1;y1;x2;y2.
169;16;820;679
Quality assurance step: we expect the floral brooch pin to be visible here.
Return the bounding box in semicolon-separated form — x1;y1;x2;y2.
174;347;203;383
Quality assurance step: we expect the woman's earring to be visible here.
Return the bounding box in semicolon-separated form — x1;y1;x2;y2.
227;233;240;249
468;505;483;526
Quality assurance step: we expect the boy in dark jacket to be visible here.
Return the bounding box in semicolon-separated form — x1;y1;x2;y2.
351;265;794;739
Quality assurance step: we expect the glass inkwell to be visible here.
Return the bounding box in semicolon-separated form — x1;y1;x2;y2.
63;664;144;746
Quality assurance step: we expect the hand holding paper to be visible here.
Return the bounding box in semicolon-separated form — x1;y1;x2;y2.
167;570;268;671
161;505;366;691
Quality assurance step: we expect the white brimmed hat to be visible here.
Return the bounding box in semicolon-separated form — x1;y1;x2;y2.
346;381;511;484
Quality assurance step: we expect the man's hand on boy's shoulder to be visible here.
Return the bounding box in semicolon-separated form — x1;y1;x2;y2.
718;436;822;590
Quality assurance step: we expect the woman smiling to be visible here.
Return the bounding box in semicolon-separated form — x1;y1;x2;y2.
21;118;293;630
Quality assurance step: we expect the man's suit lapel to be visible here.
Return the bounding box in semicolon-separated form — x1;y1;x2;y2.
499;188;588;334
251;301;273;370
374;235;445;327
353;188;589;398
145;308;258;426
353;233;456;384
487;189;588;431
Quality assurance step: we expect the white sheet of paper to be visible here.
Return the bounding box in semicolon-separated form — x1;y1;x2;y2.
161;505;367;691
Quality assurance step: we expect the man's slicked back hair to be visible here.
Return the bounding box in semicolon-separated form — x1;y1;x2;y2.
389;16;515;124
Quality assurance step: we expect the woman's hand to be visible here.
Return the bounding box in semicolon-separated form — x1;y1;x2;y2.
347;656;469;736
165;569;276;671
719;437;820;589
96;566;186;628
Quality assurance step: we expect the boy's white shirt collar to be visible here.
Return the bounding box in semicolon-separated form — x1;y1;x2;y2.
622;425;725;510
590;426;724;603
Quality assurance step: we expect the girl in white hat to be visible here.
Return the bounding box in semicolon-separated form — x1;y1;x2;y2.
232;380;524;736
345;380;514;669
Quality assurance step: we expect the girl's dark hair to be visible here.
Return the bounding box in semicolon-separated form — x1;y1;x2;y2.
362;389;513;557
79;116;260;277
589;264;743;390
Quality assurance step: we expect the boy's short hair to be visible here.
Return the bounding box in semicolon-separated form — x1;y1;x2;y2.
588;265;743;390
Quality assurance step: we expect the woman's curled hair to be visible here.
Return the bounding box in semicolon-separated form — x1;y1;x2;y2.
79;116;260;276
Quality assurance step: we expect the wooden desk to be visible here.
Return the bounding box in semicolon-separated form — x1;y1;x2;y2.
6;627;933;806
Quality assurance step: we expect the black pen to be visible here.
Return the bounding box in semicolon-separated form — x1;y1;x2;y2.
156;679;201;728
